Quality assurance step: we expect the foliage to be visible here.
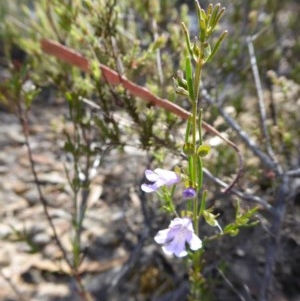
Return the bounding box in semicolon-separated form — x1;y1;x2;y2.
1;0;300;300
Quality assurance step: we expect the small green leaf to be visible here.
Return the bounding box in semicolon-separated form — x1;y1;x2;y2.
203;42;212;62
195;1;203;27
148;34;166;52
181;22;193;58
229;229;239;236
208;4;220;31
199;19;207;42
200;8;207;22
207;4;213;18
185;56;195;101
211;6;226;30
206;30;228;62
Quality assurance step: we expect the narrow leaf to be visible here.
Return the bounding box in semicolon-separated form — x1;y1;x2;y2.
185;56;195;101
208;4;220;29
211;7;226;30
181;22;193;57
206;30;228;62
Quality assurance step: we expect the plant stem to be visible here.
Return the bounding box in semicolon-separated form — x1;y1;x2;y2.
191;57;203;235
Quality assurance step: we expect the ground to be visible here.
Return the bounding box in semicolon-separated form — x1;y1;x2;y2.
1;99;300;301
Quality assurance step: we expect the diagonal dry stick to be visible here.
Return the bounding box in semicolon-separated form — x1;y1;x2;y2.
40;38;242;192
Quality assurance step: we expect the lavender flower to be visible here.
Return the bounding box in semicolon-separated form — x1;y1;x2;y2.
183;187;197;199
154;217;202;257
141;168;180;193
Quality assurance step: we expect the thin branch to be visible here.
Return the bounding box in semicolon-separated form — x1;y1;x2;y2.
203;168;272;209
246;36;280;172
287;168;300;177
202;89;278;173
217;268;247;301
152;18;164;86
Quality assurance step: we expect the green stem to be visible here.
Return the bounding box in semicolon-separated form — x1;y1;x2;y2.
191;102;198;234
191;59;203;236
194;58;203;105
199;189;207;217
193;189;199;236
188;155;195;184
197;157;203;190
198;108;203;146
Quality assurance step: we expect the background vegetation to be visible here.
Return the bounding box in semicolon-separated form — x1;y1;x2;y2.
0;0;300;300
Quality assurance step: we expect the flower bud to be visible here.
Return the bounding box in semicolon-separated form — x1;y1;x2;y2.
203;210;218;227
183;187;197;199
175;86;189;96
203;210;223;233
197;144;211;157
173;77;189;96
176;70;188;89
192;42;201;58
183;143;195;156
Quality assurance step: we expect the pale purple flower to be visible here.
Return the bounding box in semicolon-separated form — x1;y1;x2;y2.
183;187;196;199
141;168;180;193
154;217;202;257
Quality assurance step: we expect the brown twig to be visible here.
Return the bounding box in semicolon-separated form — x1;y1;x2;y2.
40;39;190;119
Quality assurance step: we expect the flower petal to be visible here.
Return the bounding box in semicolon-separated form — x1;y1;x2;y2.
161;246;175;257
154;229;170;244
154;168;180;185
163;241;187;258
152;177;169;188
144;169;158;182
182;218;195;232
141;183;157;193
188;233;202;251
169;217;185;228
182;217;192;226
